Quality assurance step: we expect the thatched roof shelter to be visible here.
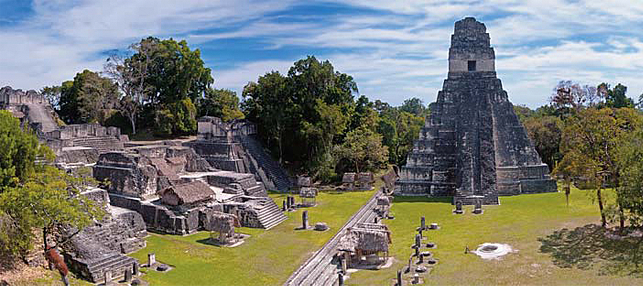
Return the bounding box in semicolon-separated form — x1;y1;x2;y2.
204;211;241;233
300;187;318;198
160;181;214;206
338;223;392;253
342;173;357;183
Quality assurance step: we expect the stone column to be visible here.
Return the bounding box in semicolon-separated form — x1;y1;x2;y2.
132;263;139;275
397;269;403;286
104;270;112;284
124;268;132;282
302;210;308;229
338;272;344;286
421;216;426;230
148;253;156;267
283;200;287;211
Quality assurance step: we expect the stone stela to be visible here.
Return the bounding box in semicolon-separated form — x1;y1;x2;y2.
396;17;557;205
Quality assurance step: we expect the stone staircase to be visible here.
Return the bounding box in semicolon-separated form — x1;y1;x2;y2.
72;136;124;152
237;136;292;191
255;198;288;230
84;253;136;283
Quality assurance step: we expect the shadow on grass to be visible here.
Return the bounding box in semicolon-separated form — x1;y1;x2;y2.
393;196;453;204
196;237;223;248
539;224;643;277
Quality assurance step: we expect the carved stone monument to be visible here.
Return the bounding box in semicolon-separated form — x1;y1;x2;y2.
453;200;464;214
302;210;309;229
396;17;557;205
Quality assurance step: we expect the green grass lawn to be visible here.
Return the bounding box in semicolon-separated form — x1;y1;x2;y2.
128;190;374;286
347;188;643;285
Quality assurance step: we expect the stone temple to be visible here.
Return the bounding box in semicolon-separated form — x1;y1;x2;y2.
396;17;557;205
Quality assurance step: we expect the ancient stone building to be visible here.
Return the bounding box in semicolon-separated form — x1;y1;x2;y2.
185;117;292;191
396;17;557;204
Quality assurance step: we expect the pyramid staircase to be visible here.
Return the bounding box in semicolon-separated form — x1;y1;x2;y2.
237;136;292;191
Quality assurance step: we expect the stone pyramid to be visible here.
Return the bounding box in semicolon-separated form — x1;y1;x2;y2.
396;17;557;205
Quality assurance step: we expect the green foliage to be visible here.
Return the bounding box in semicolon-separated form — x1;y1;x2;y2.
600;83;635;109
336;127;389;173
523;115;563;169
554;107;643;226
617;130;643;227
135;37;213;105
0;166;104;256
198;88;244;122
154;98;197;136
0;111;52;189
57;70;120;125
106;37;214;136
399;97;430;117
377;108;424;166
513;105;534;122
243;56;357;180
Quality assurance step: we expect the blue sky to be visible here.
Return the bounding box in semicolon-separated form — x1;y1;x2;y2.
1;1;643;108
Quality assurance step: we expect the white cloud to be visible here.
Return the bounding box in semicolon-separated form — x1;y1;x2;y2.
1;0;643;109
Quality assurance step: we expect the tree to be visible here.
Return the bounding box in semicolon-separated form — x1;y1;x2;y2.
106;37;213;135
523;115;563;170
336;127;388;173
349;95;379;132
513;105;534;123
0;166;104;257
199;88;244;122
57;70;119;125
555;108;639;227
0;111;52;189
616;129;643;228
242;71;291;163
400;97;430;117
550;81;596;116
0;111;102;257
599;83;634;109
105;40;157;134
40;86;62;110
243;56;358;180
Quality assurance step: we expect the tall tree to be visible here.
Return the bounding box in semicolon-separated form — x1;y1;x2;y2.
599;83;634;109
523;115;563;169
336;127;388;173
199;88;244;122
400;97;430;117
57;70;119;125
0;111;102;257
555;108;639;227
105;40;157;134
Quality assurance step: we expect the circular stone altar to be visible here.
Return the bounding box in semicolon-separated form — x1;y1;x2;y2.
472;243;514;260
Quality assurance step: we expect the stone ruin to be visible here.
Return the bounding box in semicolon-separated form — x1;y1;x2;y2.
94;143;287;234
0;86;128;170
60;188;146;283
2;89;291;282
342;172;375;191
396;17;557;205
185;116;292;191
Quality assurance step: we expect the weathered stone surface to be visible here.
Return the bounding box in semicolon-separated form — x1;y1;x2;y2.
185;117;292;191
396;17;557;204
60;189;145;283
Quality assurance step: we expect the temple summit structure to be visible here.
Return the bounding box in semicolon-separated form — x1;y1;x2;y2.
396;17;557;205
